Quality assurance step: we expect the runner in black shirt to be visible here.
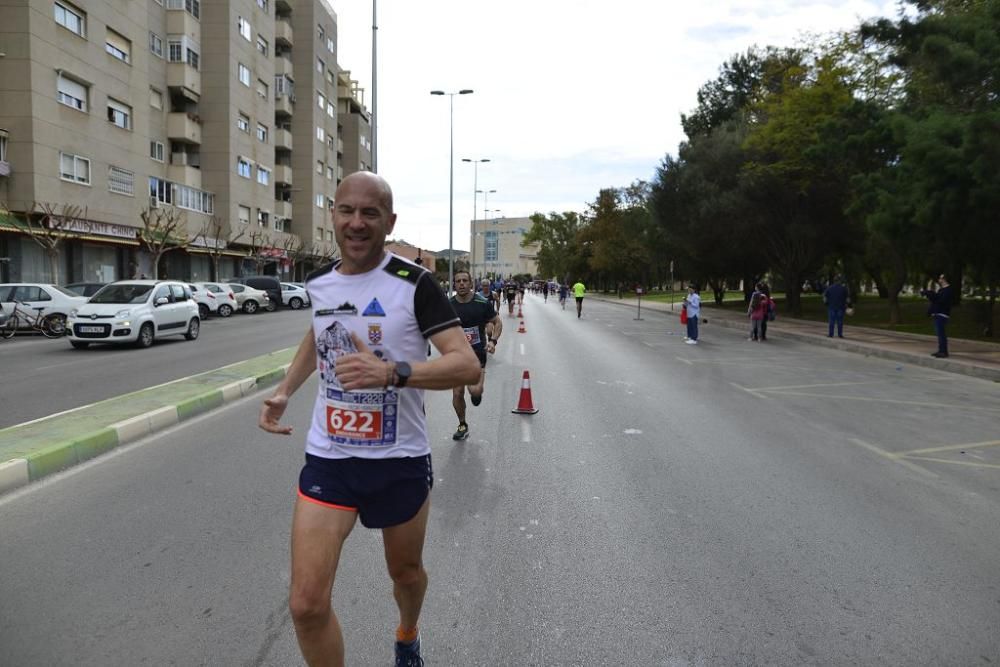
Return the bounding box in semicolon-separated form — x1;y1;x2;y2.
449;270;502;440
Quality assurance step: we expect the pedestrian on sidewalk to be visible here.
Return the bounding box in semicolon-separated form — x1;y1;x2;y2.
258;171;480;667
748;291;767;341
683;284;701;344
754;283;775;341
921;274;953;358
823;276;850;338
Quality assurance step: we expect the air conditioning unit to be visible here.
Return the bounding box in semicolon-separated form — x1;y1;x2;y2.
149;196;160;209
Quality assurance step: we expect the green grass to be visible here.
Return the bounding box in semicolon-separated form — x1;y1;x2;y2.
601;290;999;343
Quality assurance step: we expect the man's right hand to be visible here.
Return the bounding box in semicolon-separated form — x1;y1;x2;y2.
259;394;293;435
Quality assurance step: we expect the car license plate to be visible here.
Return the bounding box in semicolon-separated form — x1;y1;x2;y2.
78;326;104;333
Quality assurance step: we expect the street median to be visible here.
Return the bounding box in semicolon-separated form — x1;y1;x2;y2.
0;348;295;495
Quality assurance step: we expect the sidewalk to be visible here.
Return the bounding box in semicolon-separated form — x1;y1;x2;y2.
590;293;1000;383
0;348;295;495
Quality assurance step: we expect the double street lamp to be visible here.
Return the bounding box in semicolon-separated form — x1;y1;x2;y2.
461;158;490;279
430;88;473;293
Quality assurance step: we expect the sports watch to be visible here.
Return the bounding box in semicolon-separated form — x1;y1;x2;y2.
394;361;412;388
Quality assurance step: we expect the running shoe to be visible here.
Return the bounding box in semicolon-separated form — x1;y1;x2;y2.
470;392;483;407
452;423;469;440
395;635;423;667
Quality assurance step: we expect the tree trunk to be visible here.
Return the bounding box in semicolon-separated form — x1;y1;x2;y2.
47;248;60;284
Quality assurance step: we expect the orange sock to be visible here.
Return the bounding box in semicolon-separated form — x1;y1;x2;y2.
396;625;419;644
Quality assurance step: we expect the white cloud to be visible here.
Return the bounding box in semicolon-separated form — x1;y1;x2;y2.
330;0;899;252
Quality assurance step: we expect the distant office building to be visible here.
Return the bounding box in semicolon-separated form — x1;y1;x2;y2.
471;215;539;279
0;0;370;283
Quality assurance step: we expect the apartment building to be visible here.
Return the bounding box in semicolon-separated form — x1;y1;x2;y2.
0;0;370;284
471;216;540;280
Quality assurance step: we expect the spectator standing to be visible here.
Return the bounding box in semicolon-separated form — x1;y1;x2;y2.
921;274;953;358
748;291;767;341
823;276;850;338
757;283;774;341
683;285;701;344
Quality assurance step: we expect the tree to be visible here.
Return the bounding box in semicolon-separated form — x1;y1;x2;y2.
1;202;89;283
195;216;246;282
522;210;585;283
139;206;190;279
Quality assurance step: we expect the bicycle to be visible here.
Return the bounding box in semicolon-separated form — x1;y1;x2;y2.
0;300;67;339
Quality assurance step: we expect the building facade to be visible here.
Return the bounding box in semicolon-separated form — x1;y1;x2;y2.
470;215;539;280
0;0;370;284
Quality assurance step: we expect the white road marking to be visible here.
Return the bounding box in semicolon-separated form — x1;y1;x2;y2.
521;419;531;443
849;438;937;477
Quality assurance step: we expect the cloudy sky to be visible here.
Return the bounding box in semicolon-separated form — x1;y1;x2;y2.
328;0;900;252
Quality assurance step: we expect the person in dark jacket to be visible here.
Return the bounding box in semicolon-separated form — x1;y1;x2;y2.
921;274;953;358
822;276;850;338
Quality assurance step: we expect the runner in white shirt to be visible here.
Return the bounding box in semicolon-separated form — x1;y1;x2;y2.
258;172;479;667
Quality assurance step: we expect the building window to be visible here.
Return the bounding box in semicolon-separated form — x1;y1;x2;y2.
168;37;200;70
237;16;251;41
105;29;131;64
56;75;87;112
327;230;333;242
315;194;323;208
317;25;324;41
238;63;251;86
317;92;325;110
108;166;135;195
150;87;163;110
165;0;200;20
256;123;268;142
274;217;286;232
316;160;324;174
237;113;250;133
327;166;334;180
256;166;270;186
328;136;335;151
0;133;7;163
484;231;499;261
54;2;85;37
238;205;251;225
107;98;132;130
237;157;252;178
316;126;324;142
327;37;335;54
149;32;163;57
59;152;90;184
327;102;334;118
256;0;268;11
257;79;268;100
256;35;268;56
257;209;269;227
316;56;324;74
150;141;165;162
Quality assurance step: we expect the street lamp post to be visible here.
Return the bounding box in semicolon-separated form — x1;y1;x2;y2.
431;89;473;294
461;157;489;279
371;0;377;172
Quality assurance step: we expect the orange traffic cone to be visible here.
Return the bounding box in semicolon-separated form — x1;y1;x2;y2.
517;320;526;333
511;370;539;414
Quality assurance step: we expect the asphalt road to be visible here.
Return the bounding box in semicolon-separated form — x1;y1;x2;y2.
2;294;999;665
0;309;313;429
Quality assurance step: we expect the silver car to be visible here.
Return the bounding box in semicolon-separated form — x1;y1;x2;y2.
228;283;271;314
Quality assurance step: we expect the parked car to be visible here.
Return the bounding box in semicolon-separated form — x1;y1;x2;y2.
66;280;200;349
63;282;108;297
0;283;89;333
227;276;281;312
280;282;311;309
227;283;271;314
195;282;237;318
187;282;218;319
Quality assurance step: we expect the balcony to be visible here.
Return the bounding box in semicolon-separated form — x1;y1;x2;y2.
275;93;294;117
274;200;292;219
275;55;293;79
275;128;292;150
167;63;201;100
167;164;202;190
167;8;200;40
275;19;293;47
274;164;292;185
167;112;202;145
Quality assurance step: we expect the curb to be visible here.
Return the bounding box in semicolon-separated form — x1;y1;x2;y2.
0;365;290;496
